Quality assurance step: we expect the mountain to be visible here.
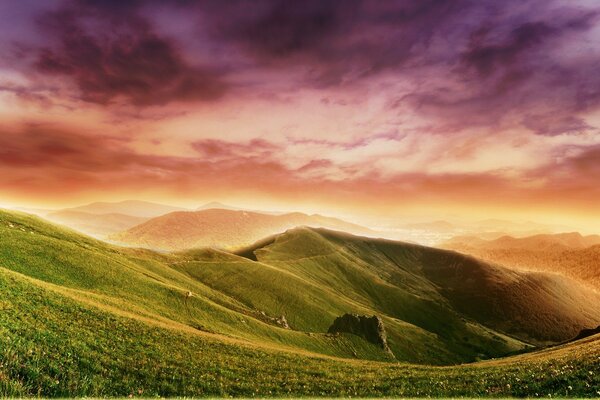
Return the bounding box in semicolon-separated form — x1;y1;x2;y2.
471;219;567;235
441;233;600;288
45;210;149;238
110;208;377;251
61;200;187;218
1;208;599;397
443;232;600;251
196;201;241;211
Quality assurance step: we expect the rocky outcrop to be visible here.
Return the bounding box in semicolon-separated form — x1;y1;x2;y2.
258;311;290;329
328;314;391;353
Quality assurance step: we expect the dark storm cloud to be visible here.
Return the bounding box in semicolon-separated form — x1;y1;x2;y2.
6;0;600;136
206;0;600;135
461;22;556;76
396;3;600;136
30;1;226;106
205;0;465;86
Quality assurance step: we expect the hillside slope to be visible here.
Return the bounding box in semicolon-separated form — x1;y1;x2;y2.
111;209;375;251
246;228;600;344
441;233;600;288
0;209;528;365
1;245;599;396
0;210;394;364
2;209;600;395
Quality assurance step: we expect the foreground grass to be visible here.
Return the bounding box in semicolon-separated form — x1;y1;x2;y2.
1;267;599;398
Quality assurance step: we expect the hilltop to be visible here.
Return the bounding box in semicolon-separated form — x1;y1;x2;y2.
110;208;375;251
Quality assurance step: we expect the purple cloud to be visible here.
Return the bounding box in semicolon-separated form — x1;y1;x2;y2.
30;1;227;106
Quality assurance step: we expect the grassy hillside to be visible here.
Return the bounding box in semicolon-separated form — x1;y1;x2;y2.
1;265;599;397
441;234;600;289
110;208;374;251
0;210;393;364
1;209;600;396
0;209;524;365
252;228;600;343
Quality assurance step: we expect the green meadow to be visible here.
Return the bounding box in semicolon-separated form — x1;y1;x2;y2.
1;209;598;397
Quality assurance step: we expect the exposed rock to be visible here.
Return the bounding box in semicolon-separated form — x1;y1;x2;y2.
328;313;391;353
255;310;290;329
276;315;290;329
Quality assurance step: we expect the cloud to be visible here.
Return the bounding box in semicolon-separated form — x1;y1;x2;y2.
0;124;143;170
205;0;466;87
1;122;600;217
191;138;281;160
29;1;227;106
461;21;555;76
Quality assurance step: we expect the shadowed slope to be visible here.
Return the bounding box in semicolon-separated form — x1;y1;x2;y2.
255;228;600;344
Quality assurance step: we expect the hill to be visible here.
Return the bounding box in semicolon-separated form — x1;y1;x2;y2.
242;228;600;344
45;210;148;238
2;258;599;396
110;208;376;251
441;233;600;288
1;209;600;396
61;200;187;218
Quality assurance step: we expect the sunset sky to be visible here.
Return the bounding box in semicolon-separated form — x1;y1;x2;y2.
1;0;600;230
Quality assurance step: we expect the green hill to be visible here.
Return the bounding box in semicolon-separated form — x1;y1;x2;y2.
1;209;599;397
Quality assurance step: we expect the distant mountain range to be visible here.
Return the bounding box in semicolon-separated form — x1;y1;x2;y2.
60;200;187;218
25;200;287;238
110;208;376;251
45;210;149;238
441;232;600;288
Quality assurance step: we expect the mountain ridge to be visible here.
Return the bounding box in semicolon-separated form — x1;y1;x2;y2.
111;208;376;251
441;232;600;288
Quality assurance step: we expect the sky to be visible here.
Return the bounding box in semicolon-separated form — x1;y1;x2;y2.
1;0;600;230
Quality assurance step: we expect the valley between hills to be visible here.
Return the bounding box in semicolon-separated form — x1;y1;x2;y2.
1;204;599;397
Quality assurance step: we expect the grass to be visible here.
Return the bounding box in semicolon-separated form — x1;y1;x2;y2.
1;267;599;397
1;209;599;397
